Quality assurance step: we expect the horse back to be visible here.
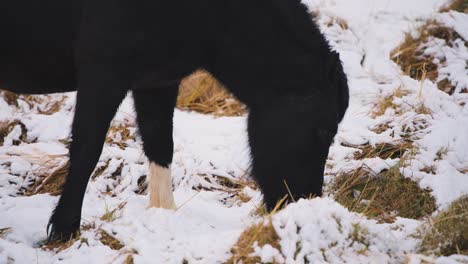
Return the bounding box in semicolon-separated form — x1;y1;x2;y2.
0;0;78;93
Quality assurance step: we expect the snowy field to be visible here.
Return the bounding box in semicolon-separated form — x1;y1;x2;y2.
1;0;467;263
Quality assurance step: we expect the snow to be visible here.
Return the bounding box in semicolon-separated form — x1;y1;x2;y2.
1;0;467;263
269;198;420;263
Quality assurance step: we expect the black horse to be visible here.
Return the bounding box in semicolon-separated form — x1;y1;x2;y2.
0;0;349;241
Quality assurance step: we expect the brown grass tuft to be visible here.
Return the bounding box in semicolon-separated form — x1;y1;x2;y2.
372;88;410;117
123;254;135;264
42;225;125;252
0;227;11;238
106;125;136;149
227;220;280;264
0;90;66;114
332;164;436;223
354;141;413;160
193;172;258;205
326;16;349;30
42;237;84;252
391;20;465;95
37;97;66;115
228;199;288;263
0;120;27;146
421;195;468;256
177;70;246;117
100;202;127;223
42;223;94;252
26;161;69;196
0;90;19;106
440;0;468;13
91;160;124;181
216;175;257;205
99;229;125;250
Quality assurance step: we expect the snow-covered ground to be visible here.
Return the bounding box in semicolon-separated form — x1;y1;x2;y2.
1;0;467;263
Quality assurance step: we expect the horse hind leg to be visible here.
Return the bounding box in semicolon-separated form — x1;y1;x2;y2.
133;84;179;209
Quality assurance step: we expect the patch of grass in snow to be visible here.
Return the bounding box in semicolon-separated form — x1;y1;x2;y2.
353;140;413;160
440;0;468;13
0;90;20;106
177;70;246;117
42;224;126;252
215;174;258;205
36;97;66;115
42;236;86;253
194;172;259;206
94;160;124;182
123;254;135;264
371;87;410;118
325;16;349;30
228;199;287;263
0;90;66;114
0;227;11;238
421;195;468;256
26;161;68;196
331;164;436;223
42;223;94;252
105;124;136;150
91;160;112;180
390;20;466;95
227;220;280;264
98;229;125;250
370;86;432;121
100;202;127;223
0;120;27;146
349;223;370;254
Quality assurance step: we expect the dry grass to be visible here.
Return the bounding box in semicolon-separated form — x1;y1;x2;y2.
0;90;66;114
100;202;127;223
26;161;69;196
214;174;258;204
0;90;19;106
372;88;409;117
421;195;468;256
193;171;258;206
42;223;94;252
440;0;468;13
42;236;86;252
349;223;370;254
0;227;11;238
331;164;436;223
37;97;67;115
227;199;288;263
0;120;27;146
177;70;246;117
91;160;124;181
227;220;280;264
105;125;136;149
42;224;125;252
123;254;135;264
354;141;413;160
391;20;465;95
325;16;349;30
98;229;125;250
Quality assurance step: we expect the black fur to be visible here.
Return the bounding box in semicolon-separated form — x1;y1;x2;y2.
0;0;349;241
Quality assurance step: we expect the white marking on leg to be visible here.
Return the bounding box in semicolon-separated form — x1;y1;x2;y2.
148;162;177;209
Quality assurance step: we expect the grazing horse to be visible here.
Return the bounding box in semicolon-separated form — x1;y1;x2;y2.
0;0;349;241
